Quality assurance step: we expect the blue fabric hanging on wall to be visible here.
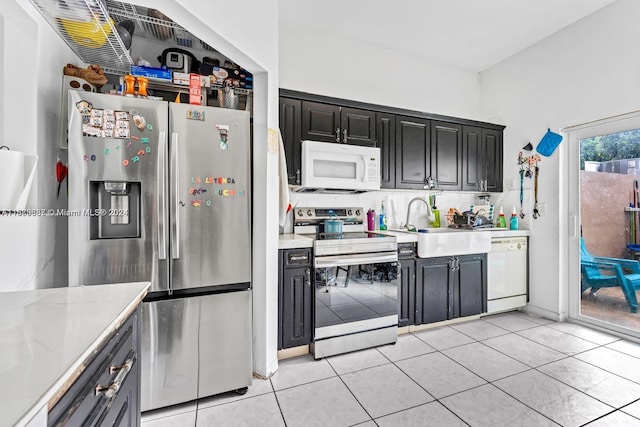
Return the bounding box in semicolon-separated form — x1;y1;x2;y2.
536;128;563;157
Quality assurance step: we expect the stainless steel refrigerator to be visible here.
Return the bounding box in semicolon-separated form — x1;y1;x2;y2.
67;91;252;411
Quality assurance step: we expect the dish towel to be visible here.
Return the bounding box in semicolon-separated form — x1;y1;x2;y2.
278;129;291;228
536;128;563;157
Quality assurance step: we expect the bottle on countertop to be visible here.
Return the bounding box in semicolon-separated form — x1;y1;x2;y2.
379;202;387;230
367;209;376;231
497;206;507;228
430;200;440;228
510;206;519;230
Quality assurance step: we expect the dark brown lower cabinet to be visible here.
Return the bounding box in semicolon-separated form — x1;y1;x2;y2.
398;243;417;326
416;254;486;324
48;307;141;427
278;249;313;349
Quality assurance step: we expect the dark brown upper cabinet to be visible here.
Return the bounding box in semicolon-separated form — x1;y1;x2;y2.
431;121;462;191
462;126;503;192
377;112;395;189
340;107;376;146
279;98;303;185
279;89;504;192
395;116;431;190
300;101;376;146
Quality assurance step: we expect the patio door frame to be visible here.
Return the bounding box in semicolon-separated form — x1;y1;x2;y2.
565;111;640;341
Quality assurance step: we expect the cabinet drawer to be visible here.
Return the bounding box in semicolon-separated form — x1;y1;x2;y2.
398;243;416;260
48;310;139;427
283;248;312;268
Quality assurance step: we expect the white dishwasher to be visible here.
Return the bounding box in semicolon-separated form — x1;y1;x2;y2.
487;237;528;314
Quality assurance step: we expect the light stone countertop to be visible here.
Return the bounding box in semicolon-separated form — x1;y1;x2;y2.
0;282;150;427
278;233;314;249
375;228;531;242
278;229;530;250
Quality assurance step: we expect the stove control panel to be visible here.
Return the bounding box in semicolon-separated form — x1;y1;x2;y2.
294;207;364;225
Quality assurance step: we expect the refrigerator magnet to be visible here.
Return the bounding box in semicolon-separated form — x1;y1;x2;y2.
216;125;230;150
131;110;146;130
75;100;92;115
186;109;205;121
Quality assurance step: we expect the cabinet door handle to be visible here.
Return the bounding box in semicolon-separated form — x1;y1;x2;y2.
305;268;311;287
343;128;348;143
336;128;340;142
96;356;135;399
109;358;133;375
450;259;456;271
455;257;460;271
295;169;301;185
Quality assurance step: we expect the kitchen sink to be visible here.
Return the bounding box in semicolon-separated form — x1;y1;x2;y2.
390;228;491;258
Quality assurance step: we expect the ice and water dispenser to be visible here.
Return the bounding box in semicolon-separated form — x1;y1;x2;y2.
89;181;141;239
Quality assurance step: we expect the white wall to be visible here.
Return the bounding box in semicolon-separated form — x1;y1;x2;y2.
279;22;492;123
0;0;77;291
480;0;640;319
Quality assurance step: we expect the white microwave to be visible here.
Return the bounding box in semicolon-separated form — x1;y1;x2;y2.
299;140;380;193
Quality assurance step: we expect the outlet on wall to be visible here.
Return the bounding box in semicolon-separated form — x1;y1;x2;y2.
537;202;546;215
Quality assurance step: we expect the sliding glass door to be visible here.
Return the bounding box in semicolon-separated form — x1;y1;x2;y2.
567;113;640;339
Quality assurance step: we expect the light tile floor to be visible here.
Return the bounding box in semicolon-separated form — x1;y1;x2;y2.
141;311;640;427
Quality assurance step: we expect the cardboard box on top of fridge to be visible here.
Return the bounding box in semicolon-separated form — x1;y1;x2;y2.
189;74;201;105
130;65;172;81
174;73;210;87
208;66;253;85
173;72;190;86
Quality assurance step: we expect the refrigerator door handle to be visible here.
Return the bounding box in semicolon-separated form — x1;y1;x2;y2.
171;132;180;259
158;131;167;260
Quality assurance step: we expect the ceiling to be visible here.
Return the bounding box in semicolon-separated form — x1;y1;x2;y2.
279;0;617;72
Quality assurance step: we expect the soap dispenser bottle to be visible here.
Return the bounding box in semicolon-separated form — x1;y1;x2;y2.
510;206;519;230
379;202;387;230
497;206;507;228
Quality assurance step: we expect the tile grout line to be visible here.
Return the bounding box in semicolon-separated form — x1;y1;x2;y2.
269;377;290;427
417;328;568;426
568;342;640;387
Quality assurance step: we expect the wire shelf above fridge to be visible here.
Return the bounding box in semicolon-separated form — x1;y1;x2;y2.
28;0;221;75
28;0;133;75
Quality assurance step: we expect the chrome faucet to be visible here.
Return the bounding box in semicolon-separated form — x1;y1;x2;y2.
403;197;434;232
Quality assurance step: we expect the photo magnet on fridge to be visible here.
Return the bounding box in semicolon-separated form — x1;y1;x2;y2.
216;124;230;150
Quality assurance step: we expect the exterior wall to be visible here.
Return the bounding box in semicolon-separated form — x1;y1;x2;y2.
580;170;637;259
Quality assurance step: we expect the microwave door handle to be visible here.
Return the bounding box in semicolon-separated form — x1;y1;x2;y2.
361;155;367;183
171;132;180;260
157;131;167;260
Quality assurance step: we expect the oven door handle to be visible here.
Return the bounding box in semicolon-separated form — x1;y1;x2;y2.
314;251;398;268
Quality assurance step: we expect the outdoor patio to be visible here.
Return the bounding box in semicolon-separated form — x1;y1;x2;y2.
581;287;640;330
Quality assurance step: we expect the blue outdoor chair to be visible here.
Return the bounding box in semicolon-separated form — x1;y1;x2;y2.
580;237;640;313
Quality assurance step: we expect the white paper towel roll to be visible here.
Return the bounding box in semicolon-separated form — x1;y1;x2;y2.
0;149;37;210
